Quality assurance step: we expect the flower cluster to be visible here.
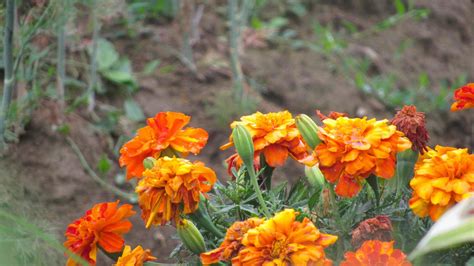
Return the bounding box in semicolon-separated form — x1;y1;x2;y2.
64;201;135;265
136;156;217;227
409;145;474;221
315;116;412;197
341;240;411;266
202;209;337;265
221;111;315;171
119;112;208;180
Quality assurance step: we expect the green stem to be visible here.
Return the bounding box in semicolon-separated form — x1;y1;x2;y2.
228;0;244;104
87;0;100;112
189;196;225;238
0;0;15;148
66;137;137;202
248;166;271;218
57;18;66;110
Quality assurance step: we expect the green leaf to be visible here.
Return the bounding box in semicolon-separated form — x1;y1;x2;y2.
394;0;406;15
97;154;112;175
142;59;161;75
101;58;136;85
95;38;119;71
308;187;322;210
124;99;145;122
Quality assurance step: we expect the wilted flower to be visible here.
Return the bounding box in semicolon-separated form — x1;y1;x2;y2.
409;146;474;221
341;240;411;266
315;116;412;197
221;111;315;169
64;201;135;266
232;209;337;265
200;217;265;264
136;157;216;227
351;215;393;249
450;83;474;112
119;112;208;180
115;245;157;266
391;105;429;154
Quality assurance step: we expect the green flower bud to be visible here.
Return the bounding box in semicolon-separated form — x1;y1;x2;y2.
295;114;321;150
177;219;206;255
143;157;156;169
304;165;325;188
232;125;255;168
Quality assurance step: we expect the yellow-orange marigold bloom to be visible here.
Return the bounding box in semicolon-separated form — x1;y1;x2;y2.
115;245;157;266
221;111;315;169
340;240;411;266
136;156;217;227
232;209;338;266
64;201;135;266
201;217;264;264
450;83;474;112
315;117;412;197
409;146;474;221
119;112;208;180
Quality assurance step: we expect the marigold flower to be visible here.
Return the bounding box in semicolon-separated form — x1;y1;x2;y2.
391;105;429;154
351;215;393;249
115;245;157;266
64;201;135;266
409;146;474;221
315;116;412;197
231;209;338;265
221;111;315;169
450;83;474;112
136;156;217;227
200;217;265;264
341;240;411;266
119;112;208;180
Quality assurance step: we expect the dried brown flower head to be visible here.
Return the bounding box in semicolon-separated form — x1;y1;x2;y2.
351;215;393;249
390;105;429;154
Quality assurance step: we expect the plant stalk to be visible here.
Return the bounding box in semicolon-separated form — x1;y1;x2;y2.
57;20;66;110
248;166;271;218
0;0;15;148
87;0;100;112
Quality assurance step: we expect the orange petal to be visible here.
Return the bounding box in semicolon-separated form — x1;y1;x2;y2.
263;144;289;167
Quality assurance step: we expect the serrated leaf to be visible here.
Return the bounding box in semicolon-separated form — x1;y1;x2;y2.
124;99;145;122
95;38;119;71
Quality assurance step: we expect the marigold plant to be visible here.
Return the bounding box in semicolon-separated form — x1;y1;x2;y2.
231;209;338;265
64;201;135;266
221;111;314;169
391;105;429;154
315;116;412;197
340;240;411;266
115;245;157;266
450;83;474;112
136;156;217;227
119;112;208;180
409;145;474;221
200;217;265;264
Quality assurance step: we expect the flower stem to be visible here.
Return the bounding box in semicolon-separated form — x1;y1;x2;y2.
0;0;15;148
248;166;271;218
189;196;225;238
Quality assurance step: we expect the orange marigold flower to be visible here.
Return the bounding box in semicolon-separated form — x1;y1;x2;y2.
450;83;474;112
391;105;429;154
315;117;412;197
351;215;393;249
64;201;135;266
221;111;314;169
136;156;217;227
119;112;208;180
341;240;411;266
232;209;338;266
115;245;157;266
409;145;474;221
200;217;264;265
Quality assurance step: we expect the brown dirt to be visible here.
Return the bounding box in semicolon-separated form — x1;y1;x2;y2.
1;0;473;264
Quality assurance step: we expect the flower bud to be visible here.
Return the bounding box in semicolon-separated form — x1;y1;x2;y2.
232;125;255;168
177;219;206;255
295;114;321;150
304;165;325;188
143;157;156;169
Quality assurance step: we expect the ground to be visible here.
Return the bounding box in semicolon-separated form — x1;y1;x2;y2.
0;0;472;264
